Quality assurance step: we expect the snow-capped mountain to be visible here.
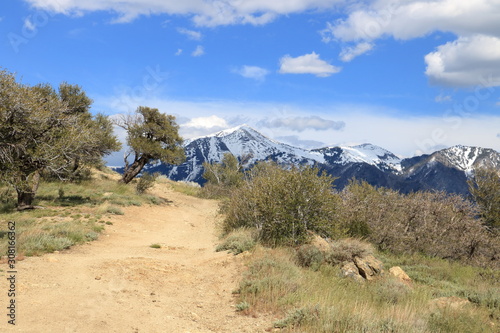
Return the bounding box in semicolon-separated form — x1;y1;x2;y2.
313;143;402;173
146;125;500;195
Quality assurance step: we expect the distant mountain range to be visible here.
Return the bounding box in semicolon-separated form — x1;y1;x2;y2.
144;125;500;196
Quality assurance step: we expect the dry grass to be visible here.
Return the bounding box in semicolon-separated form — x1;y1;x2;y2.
0;168;165;256
234;246;498;333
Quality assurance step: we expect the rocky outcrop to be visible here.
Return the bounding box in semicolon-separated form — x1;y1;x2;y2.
340;254;384;282
353;255;384;280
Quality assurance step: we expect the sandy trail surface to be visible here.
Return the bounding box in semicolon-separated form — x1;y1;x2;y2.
0;184;273;333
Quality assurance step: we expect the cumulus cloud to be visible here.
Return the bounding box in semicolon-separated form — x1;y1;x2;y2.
24;0;343;26
232;65;269;81
192;45;204;57
183;115;229;129
425;35;500;87
321;0;500;86
258;115;345;132
339;42;373;62
279;52;341;77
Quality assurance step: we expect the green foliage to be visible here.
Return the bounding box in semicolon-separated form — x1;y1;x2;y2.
150;243;161;249
216;228;257;255
200;153;245;198
0;69;120;208
235;301;250;312
117;106;185;184
136;172;159;194
468;167;500;229
324;238;374;266
220;162;344;246
296;244;324;269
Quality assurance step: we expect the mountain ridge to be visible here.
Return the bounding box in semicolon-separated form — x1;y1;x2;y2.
146;125;500;195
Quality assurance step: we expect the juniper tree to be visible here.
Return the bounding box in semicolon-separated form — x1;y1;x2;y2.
116;106;185;184
0;69;120;209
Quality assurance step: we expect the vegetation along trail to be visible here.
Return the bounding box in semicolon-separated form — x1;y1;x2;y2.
0;184;273;332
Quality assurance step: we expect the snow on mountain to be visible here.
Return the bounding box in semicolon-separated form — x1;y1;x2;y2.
434;145;500;174
148;125;500;195
313;143;402;173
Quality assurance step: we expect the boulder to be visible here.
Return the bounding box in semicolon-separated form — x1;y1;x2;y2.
310;234;330;253
340;262;365;283
353;255;384;280
389;266;412;286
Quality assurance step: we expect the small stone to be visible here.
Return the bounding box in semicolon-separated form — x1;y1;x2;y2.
389;266;412;285
95;276;102;280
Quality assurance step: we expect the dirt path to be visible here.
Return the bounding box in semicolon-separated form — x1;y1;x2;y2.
0;184;273;333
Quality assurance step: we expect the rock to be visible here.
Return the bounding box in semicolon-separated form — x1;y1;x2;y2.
341;262;365;283
389;266;412;285
429;296;470;310
353;255;384;280
310;233;330;252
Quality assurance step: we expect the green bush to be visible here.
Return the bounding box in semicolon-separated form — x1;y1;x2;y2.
325;238;374;265
220;162;344;246
216;229;257;255
136;172;159;194
296;244;324;269
199;153;246;198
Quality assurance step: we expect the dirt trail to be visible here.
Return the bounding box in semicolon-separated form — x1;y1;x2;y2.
0;184;273;333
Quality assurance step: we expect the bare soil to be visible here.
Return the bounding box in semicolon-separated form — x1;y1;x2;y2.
0;184;274;332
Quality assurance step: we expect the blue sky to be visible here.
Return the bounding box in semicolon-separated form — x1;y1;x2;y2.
2;0;500;165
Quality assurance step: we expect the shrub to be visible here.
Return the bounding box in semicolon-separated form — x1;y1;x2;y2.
136;172;159;194
325;238;374;265
468;167;500;229
296;244;324;269
220;162;344;246
216;229;257;255
338;180;499;267
199;153;246;198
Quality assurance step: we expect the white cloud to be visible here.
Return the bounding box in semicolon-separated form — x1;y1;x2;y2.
23;17;36;31
191;45;204;57
98;94;500;165
322;0;500;87
339;42;373;62
258;116;345;132
435;94;452;103
232;65;269;81
425;35;500;87
279;52;341;77
182;115;229;132
175;48;183;56
24;0;343;26
177;27;202;40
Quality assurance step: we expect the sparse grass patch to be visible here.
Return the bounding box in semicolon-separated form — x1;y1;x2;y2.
171;181;201;197
150;243;161;249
